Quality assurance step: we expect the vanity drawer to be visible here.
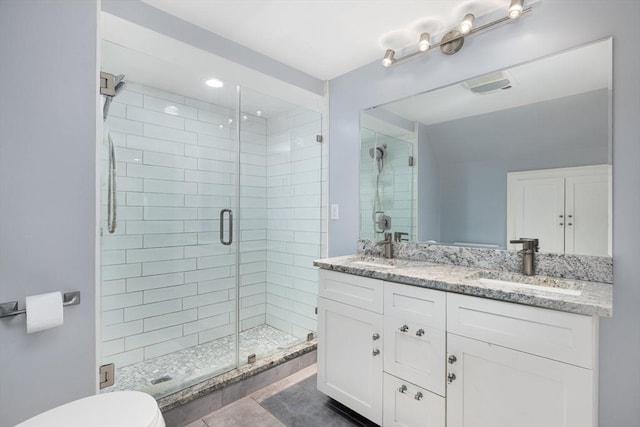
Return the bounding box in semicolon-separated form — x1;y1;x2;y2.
318;270;383;313
383;373;445;427
384;282;446;330
447;293;596;368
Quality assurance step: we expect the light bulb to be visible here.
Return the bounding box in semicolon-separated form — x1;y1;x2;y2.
460;14;475;35
418;33;431;52
382;49;396;67
508;0;524;19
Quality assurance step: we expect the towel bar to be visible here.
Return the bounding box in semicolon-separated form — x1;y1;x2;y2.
0;291;81;318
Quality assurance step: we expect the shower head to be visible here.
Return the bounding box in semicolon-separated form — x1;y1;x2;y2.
114;74;126;96
103;74;126;121
369;144;387;160
114;80;126;96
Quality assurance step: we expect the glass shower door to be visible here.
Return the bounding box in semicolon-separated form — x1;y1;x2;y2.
100;40;240;396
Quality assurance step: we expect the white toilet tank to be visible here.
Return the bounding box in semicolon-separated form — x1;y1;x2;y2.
16;391;165;427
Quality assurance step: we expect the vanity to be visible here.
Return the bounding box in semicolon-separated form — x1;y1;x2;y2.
329;35;614;427
314;244;612;427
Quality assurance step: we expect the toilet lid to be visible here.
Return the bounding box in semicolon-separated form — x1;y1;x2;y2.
16;391;163;427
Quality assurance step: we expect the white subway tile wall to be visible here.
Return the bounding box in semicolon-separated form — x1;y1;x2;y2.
101;83;323;368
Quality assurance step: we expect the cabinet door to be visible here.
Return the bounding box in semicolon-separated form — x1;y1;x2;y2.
446;334;594;427
508;176;565;253
317;297;383;425
565;173;609;256
384;373;445;427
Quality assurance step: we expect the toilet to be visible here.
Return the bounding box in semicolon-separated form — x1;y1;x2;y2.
16;391;165;427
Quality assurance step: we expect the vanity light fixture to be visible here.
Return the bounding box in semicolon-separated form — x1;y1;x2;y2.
381;0;532;67
508;0;524;19
382;49;396;67
459;14;475;35
418;33;431;52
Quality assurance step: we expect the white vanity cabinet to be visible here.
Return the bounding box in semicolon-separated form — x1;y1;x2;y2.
317;270;599;427
317;270;384;425
446;293;597;427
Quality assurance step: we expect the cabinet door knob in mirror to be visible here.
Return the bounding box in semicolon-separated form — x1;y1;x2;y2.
372;333;380;340
448;373;457;383
415;328;425;336
448;355;457;364
399;324;409;332
398;385;407;394
414;392;423;401
372;348;380;356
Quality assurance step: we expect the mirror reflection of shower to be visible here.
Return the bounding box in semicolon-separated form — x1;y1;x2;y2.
101;73;126;234
371;142;391;234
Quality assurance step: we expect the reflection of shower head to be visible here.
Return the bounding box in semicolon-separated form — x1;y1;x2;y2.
369;144;387;160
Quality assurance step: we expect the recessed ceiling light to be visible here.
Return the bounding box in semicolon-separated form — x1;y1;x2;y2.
256;110;262;117
163;106;179;116
205;78;224;88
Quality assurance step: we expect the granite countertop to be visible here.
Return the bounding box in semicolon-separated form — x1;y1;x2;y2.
313;255;612;317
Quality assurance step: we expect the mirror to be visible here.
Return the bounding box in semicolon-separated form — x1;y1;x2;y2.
360;39;612;257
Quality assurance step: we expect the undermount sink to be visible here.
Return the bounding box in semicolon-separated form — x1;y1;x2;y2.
353;261;397;269
467;271;582;296
477;278;582;296
350;256;400;269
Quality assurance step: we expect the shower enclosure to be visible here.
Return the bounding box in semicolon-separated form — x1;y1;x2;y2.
100;40;323;398
360;128;415;241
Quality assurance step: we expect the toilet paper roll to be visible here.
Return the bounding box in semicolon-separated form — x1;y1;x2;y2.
25;292;64;334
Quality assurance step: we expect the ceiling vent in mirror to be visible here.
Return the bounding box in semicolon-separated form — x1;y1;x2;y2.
462;71;515;95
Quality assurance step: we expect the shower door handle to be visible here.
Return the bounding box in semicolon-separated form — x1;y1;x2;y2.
220;209;233;246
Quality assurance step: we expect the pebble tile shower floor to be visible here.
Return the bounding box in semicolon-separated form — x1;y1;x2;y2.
106;325;301;397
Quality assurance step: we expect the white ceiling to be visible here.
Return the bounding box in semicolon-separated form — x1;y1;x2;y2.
140;0;511;80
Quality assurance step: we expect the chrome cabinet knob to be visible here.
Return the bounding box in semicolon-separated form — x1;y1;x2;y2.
399;324;409;332
372;333;380;340
448;373;456;383
398;385;407;394
372;348;380;356
448;355;457;364
415;328;425;336
414;392;423;401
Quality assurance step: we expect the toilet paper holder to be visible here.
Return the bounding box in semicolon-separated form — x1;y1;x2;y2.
0;291;81;318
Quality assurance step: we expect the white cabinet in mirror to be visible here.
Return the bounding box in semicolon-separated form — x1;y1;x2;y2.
359;38;612;256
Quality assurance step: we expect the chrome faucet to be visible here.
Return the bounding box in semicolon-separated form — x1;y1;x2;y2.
377;232;393;259
510;238;539;276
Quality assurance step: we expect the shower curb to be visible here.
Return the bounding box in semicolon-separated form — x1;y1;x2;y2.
160;341;317;427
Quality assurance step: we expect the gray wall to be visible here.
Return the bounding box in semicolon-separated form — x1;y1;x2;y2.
425;89;609;246
328;1;640;425
0;1;98;425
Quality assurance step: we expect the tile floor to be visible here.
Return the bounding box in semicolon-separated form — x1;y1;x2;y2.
183;364;378;427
